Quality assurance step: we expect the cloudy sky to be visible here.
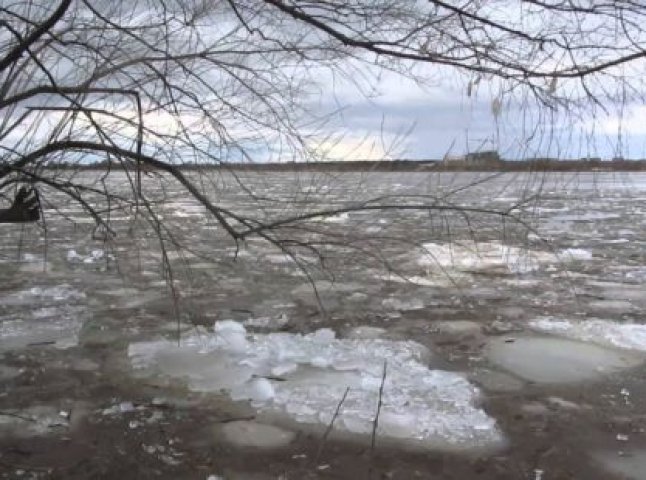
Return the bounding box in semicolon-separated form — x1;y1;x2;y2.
311;69;646;161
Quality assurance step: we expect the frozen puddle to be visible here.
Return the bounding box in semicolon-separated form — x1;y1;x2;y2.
129;321;502;450
530;318;646;352
485;336;642;384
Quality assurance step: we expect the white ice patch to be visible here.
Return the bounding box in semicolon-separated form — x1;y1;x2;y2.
485;336;639;384
0;307;86;351
560;248;593;261
164;201;205;218
129;321;501;449
418;242;544;274
67;249;112;264
530;317;646;352
264;253;296;264
382;297;425;311
321;212;349;223
0;286;86;350
243;314;289;330
417;242;592;275
1;285;85;307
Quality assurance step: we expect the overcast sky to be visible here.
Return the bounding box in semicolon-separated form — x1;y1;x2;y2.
311;69;646;161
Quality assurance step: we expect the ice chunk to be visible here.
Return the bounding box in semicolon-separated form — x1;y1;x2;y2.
216;420;295;448
485;336;641;384
0;302;86;352
2;285;85;307
417;241;592;275
308;328;335;343
129;321;502;449
214;320;247;334
560;248;593;261
231;377;275;403
244;314;289;330
530;317;646;352
382;297;424;311
346;326;387;340
213;320;249;353
67;249;110;264
418;241;545;274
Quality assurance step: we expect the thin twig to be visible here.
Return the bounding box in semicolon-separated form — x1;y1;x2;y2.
369;361;387;478
315;386;350;465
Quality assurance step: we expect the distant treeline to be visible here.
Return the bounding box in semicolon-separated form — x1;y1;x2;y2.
47;158;646;172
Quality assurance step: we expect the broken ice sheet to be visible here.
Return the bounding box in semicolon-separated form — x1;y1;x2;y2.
0;304;86;351
129;321;502;449
417;241;593;275
1;284;86;307
530;317;646;352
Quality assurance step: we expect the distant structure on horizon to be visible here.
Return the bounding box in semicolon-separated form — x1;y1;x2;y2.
442;150;502;168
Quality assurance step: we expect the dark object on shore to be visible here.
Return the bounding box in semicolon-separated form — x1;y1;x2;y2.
0;187;40;223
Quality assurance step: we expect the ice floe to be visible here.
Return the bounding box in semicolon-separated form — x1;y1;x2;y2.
129;321;501;449
0;287;86;351
0;309;86;351
417;241;592;274
485;336;641;384
529;318;646;352
67;249;112;264
1;284;85;307
215;420;296;449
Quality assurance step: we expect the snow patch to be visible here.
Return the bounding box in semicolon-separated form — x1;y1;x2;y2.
129;321;501;449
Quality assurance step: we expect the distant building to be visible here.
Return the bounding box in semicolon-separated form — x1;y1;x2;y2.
464;150;501;165
443;150;502;167
442;154;466;164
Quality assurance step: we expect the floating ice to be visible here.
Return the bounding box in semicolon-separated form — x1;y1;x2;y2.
485;336;641;384
321;212;349;223
67;249;110;264
0;304;86;351
264;253;297;264
417;241;591;275
129;321;501;449
418;241;547;274
382;297;425;311
244;314;289;330
560;248;593;261
1;284;85;307
530;317;646;352
215;420;295;449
